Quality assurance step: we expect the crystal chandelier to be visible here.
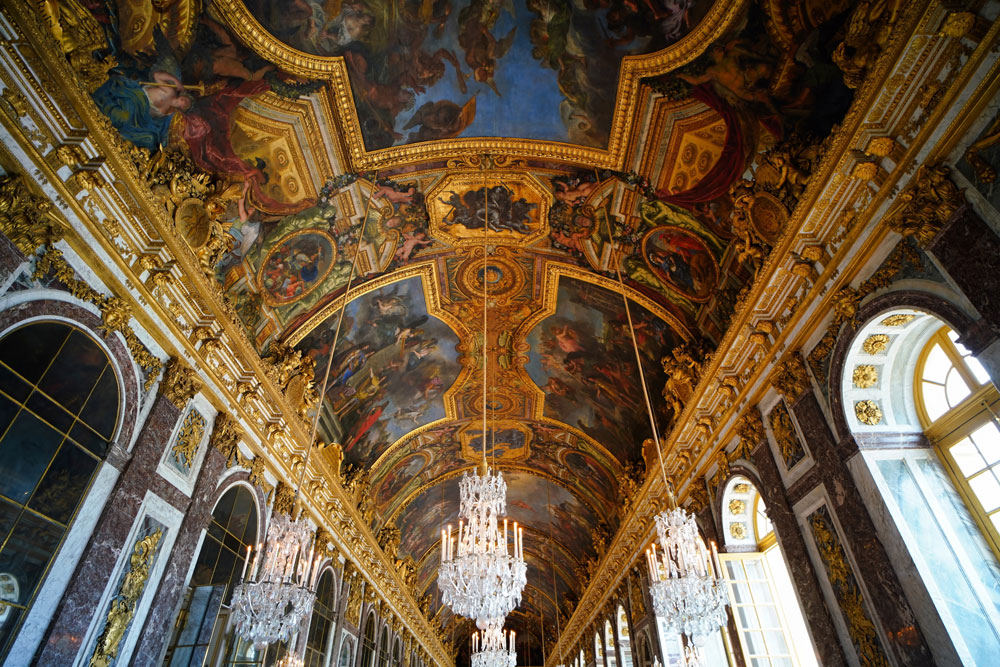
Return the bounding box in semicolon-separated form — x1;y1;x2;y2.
438;186;527;627
233;175;385;650
646;507;727;640
231;512;321;648
471;618;517;667
438;463;526;625
596;206;728;655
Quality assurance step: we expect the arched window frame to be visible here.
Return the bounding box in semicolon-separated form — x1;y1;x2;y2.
603;618;616;667
0;318;126;661
718;475;817;667
914;325;1000;559
615;604;632;667
305;567;338;666
360;612;377;667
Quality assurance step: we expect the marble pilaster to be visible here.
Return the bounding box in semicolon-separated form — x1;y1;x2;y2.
131;446;227;666
927;204;1000;336
747;448;847;666
789;388;934;665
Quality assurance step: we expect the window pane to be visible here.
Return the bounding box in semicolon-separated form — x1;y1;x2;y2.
36;330;108;416
970;423;1000;466
25;392;74;434
79;367;119;439
28;443;98;524
0;323;69;384
923;344;951;384
950;438;987;477
0;367;30;404
922;382;949;421
945;367;972;407
0;511;63;604
968;471;1000;512
0;411;63;503
966;356;992;385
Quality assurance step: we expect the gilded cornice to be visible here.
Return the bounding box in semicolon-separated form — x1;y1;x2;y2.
544;0;998;663
213;0;746;171
0;4;452;664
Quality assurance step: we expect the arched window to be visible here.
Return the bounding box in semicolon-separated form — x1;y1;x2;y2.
917;326;1000;545
579;646;585;667
392;637;402;667
719;476;817;667
843;311;1000;663
637;634;651;667
360;614;377;667
615;605;632;667
0;321;121;659
593;631;602;667
305;569;337;666
168;484;258;664
603;619;616;667
377;627;389;667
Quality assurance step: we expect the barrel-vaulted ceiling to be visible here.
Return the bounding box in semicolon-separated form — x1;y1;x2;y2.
80;0;857;658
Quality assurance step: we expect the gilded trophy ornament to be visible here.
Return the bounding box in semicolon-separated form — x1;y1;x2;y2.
272;481;296;517
209;413;242;464
768;401;806;470
171;410;206;470
0;174;65;255
89;529;163;667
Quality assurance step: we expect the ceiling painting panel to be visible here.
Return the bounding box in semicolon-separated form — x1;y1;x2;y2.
297;273;463;465
524;275;678;464
240;0;717;151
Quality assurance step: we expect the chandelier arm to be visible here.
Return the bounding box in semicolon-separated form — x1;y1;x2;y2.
595;170;673;505
298;169;380;499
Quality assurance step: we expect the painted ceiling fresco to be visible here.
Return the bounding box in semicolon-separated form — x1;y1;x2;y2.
70;0;860;652
243;0;715;149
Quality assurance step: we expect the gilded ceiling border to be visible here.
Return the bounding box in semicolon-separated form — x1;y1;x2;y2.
213;0;746;170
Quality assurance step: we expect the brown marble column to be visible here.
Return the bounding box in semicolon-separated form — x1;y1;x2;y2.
926;204;1000;336
35;392;185;664
131;445;228;665
748;442;847;666
786;387;933;665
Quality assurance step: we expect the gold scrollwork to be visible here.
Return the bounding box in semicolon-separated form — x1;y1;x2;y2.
770;354;810;401
160;357;202;409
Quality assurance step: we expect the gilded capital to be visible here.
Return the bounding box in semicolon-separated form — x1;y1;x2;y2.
160;357;202;409
883;164;964;247
0;174;64;256
770;353;810;401
209;413;242;463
